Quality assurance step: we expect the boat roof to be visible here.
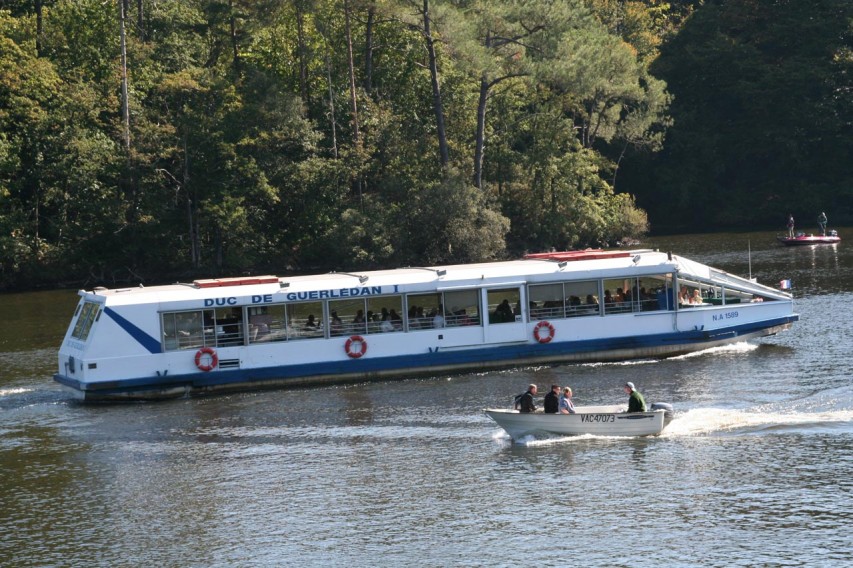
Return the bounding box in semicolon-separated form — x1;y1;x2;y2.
78;249;789;305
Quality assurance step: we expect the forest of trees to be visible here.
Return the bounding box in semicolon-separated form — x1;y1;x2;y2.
0;0;849;291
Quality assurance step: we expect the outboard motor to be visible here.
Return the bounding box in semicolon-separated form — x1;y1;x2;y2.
650;402;674;423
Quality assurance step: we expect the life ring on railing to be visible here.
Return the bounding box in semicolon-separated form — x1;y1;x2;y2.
533;321;555;344
345;335;368;359
194;347;218;372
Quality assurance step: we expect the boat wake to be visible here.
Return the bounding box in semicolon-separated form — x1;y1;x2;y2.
578;342;760;369
662;407;853;437
492;430;643;446
669;341;758;360
0;387;32;397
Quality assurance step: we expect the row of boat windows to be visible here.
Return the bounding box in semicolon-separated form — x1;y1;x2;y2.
158;274;768;351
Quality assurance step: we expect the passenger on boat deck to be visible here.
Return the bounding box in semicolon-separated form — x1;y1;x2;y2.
516;384;538;413
330;311;343;335
494;299;515;323
389;309;403;329
433;304;446;328
380;314;395;332
691;290;704;305
559;387;576;414
624;382;647;413
304;314;317;329
679;286;690;305
544;384;560;414
353;310;365;325
818;211;827;236
786;213;795;238
750;295;764;303
604;290;613;305
586;294;598;307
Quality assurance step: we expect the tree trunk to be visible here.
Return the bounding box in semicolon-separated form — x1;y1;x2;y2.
136;0;144;41
183;133;199;268
119;0;130;153
344;0;360;145
35;0;43;56
326;55;339;159
296;1;310;104
229;0;240;73
474;76;488;188
423;0;449;167
364;5;375;93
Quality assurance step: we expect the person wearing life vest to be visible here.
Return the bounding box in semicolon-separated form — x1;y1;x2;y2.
624;382;646;413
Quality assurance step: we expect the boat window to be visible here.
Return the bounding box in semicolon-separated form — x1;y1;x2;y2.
602;279;633;315
721;287;751;304
529;281;600;320
247;305;286;344
634;276;667;311
287;301;324;339
328;298;367;336
71;302;100;341
365;296;404;333
206;307;244;347
564;281;600;317
162;311;205;351
529;284;564;320
487;288;520;324
407;292;444;330
443;289;481;327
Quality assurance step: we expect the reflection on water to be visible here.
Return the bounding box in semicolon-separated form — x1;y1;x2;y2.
1;230;853;566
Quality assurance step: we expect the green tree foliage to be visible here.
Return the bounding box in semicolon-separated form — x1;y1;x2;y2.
0;0;671;290
626;0;853;231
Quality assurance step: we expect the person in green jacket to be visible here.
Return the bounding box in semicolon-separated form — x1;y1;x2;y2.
624;382;646;413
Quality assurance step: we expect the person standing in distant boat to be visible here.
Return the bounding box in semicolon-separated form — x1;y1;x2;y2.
624;382;646;413
786;214;795;238
543;384;560;414
559;387;576;414
515;384;538;413
818;212;827;236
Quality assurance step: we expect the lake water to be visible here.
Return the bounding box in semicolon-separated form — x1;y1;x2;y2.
2;230;852;567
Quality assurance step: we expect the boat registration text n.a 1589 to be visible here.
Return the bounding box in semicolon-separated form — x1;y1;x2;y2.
712;311;739;322
580;414;615;423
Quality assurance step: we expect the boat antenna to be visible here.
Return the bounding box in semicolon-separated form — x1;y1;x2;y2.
748;239;753;281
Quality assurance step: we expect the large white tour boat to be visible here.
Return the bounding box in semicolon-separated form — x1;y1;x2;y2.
55;249;798;401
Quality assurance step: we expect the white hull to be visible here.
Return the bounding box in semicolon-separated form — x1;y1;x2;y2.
485;406;667;439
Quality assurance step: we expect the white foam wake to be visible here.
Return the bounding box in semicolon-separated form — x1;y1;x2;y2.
662;407;853;437
669;341;758;360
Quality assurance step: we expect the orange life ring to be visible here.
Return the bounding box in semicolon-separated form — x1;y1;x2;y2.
533;321;555;344
345;335;367;358
195;346;218;372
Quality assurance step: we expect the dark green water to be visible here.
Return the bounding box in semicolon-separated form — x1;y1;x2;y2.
1;230;852;566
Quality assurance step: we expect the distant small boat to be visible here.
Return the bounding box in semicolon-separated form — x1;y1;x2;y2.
485;403;673;440
777;231;841;246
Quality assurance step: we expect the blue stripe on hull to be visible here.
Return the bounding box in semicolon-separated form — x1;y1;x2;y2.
54;315;797;401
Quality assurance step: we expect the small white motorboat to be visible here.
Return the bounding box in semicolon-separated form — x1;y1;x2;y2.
485;403;673;440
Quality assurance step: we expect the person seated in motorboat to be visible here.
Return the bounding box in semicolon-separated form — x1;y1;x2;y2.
624;382;646;413
559;387;576;414
543;384;560;414
514;384;538;413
